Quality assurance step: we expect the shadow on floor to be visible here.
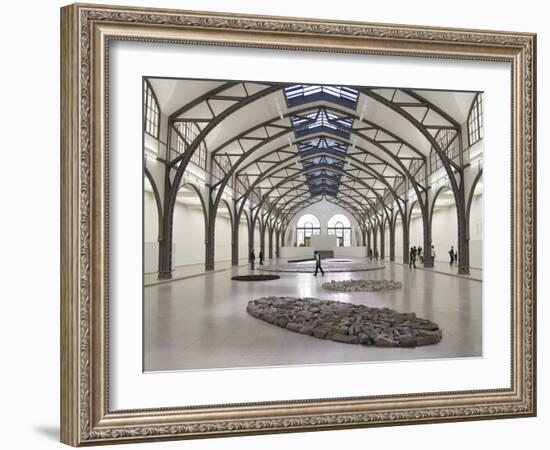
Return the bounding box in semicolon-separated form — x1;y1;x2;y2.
33;425;59;441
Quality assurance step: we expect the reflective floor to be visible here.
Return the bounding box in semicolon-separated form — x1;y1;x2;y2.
144;259;482;371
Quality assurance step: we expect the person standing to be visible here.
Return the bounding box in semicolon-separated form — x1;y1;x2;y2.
448;246;455;266
418;246;423;263
409;246;416;269
368;248;373;261
431;245;436;265
374;249;378;261
313;250;325;276
259;250;264;266
249;250;256;270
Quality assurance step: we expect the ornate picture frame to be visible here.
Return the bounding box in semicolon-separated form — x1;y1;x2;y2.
60;3;536;446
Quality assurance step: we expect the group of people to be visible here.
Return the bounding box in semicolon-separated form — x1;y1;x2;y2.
408;244;458;268
408;245;426;268
367;248;379;261
448;246;458;266
249;245;458;273
249;250;264;270
249;249;325;276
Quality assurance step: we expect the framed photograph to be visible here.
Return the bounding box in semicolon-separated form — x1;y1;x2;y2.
60;3;536;446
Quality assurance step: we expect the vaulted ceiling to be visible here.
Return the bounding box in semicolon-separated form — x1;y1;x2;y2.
148;78;478;225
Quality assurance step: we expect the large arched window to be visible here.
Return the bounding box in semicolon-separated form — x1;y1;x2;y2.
327;214;352;247
143;80;160;138
296;214;321;247
429;128;460;173
467;93;483;146
171;121;207;169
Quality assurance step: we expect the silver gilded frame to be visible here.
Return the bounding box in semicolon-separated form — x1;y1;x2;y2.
60;3;536;446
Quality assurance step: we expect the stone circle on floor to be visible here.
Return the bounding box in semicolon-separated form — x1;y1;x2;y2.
322;279;402;292
232;274;281;281
258;260;385;273
247;296;442;347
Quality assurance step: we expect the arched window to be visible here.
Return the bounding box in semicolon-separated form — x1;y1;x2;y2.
430;128;460;174
143;80;160;138
171;121;207;170
327;214;352;247
296;214;321;247
467;94;483;146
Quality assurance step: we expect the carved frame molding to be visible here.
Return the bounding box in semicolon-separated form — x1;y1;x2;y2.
60;3;536;446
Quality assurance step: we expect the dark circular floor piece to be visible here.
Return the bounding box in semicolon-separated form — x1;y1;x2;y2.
232;274;281;281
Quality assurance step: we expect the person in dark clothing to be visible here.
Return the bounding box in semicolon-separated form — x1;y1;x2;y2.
374;249;378;260
249;250;255;270
409;246;417;269
418;246;423;263
259;250;264;266
449;246;455;266
313;251;325;276
368;248;373;261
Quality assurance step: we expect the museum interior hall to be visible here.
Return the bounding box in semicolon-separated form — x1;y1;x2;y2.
143;78;484;371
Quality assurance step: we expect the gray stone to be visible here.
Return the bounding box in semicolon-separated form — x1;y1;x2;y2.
312;327;330;339
247;296;442;348
333;333;359;344
399;335;417;347
286;322;301;332
374;334;399;347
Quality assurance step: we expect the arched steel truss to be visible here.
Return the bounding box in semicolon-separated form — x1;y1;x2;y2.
153;81;478;277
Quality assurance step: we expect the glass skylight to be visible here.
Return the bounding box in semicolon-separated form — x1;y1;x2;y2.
284;84;359;109
291;109;353;138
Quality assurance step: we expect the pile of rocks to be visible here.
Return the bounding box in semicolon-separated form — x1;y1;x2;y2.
322;279;402;292
247;296;442;347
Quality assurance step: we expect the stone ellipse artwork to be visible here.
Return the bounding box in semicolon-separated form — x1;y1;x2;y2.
323;279;403;292
247;297;442;347
232;274;281;281
258;260;385;273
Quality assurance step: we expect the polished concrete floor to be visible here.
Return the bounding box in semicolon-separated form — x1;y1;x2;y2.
144;259;482;372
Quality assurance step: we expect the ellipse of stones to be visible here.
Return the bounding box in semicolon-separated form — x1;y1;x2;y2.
258;261;385;273
247;296;442;347
322;279;403;292
232;274;281;281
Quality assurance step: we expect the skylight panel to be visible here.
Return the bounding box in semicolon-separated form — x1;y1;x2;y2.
284;84;359;109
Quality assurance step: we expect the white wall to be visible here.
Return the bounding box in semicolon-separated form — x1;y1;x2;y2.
310;234;338;250
173;201;206;267
409;205;423;250
395;217;404;259
144;191;159;243
286;200;361;246
144;191;160;273
239;220;249;259
214;213;232;262
393;194;484;269
430;202;458;263
334;247;368;258
384;226;390;258
469;191;484;269
254;223;261;255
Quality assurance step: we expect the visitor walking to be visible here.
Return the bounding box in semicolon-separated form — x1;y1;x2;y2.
431;245;436;265
448;246;455;266
259;250;264;266
409;246;417;269
313;250;325;276
418;246;423;263
249;250;256;270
